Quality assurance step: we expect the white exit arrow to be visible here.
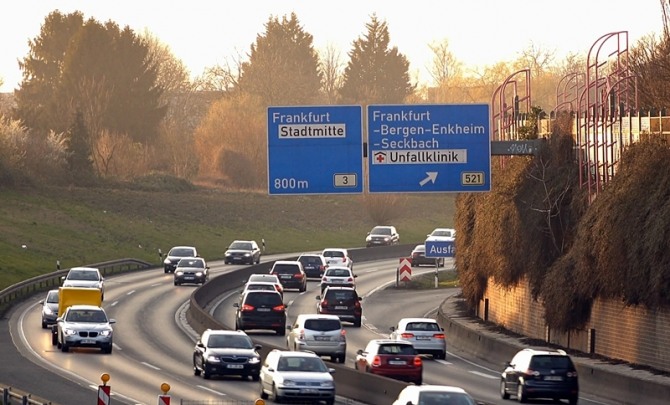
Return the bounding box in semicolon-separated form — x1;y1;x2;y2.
419;172;438;186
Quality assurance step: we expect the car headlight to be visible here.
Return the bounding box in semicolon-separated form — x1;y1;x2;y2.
244;253;251;257
248;356;260;364
383;237;390;241
64;328;77;336
99;329;113;337
225;251;231;257
175;271;184;276
195;271;203;276
365;236;372;242
164;258;171;265
206;355;221;363
282;379;297;387
320;380;334;388
43;307;54;315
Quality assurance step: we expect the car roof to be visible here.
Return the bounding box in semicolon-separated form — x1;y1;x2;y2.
398;317;439;325
205;329;247;336
296;313;341;321
271;349;319;358
323;286;356;291
323;248;347;252
370;339;413;345
520;348;568;356
249;274;279;280
273;260;301;265
401;385;468;394
67;304;104;310
170;245;196;249
68;267;99;272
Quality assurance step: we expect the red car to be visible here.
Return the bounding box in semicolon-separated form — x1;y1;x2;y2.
354;339;422;385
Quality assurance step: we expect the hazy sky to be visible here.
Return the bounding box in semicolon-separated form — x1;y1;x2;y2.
1;0;665;92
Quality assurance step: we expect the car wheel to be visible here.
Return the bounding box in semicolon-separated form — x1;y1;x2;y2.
276;327;286;336
516;382;527;403
194;365;201;376
41;320;47;329
500;379;510;399
51;329;58;346
338;354;346;363
102;345;112;354
415;377;422;385
260;387;269;400
325;398;335;405
251;373;260;382
353;317;362;327
273;384;283;403
568;395;578;405
61;343;69;352
174;281;179;286
203;368;211;380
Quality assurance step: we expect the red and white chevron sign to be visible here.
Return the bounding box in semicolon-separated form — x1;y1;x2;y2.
399;258;412;281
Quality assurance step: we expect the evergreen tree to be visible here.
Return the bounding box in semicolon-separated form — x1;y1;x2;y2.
66;109;95;181
339;14;415;105
237;12;323;106
15;11;166;144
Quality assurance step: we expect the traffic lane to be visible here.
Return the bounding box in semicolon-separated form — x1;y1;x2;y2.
16;266;276;405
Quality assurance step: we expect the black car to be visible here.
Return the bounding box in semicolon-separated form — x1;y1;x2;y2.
269;260;307;291
365;225;400;247
234;290;287;336
410;244;444;267
193;329;262;380
316;286;362;327
224;240;262;265
500;348;579;404
297;253;328;278
174;257;209;285
163;246;198;273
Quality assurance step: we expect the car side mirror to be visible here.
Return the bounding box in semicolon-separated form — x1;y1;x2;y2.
315;295;321;300
356;349;363;355
255;344;262;351
354;274;358;278
390;326;396;332
109;319;116;324
328;368;336;374
358;297;362;301
196;342;204;348
286;325;292;330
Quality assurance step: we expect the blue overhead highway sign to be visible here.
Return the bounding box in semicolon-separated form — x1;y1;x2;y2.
268;106;363;195
425;240;455;258
367;104;491;193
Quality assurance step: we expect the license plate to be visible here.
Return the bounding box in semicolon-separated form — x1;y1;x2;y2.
314;336;330;341
415;336;430;340
81;339;95;344
389;360;406;365
227;364;244;369
280;274;292;279
184;276;194;280
301;388;318;394
545;376;563;381
334;306;348;310
257;308;271;312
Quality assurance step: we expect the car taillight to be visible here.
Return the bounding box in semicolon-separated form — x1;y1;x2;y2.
372;355;381;366
354;301;361;308
524;369;541;378
298;330;305;340
433;333;445;339
241;304;255;312
346;277;353;282
294;273;304;279
413;356;422;367
272;304;285;312
340;329;346;341
322;277;328;283
401;333;414;339
321;300;328;307
567;371;578;378
275;285;282;292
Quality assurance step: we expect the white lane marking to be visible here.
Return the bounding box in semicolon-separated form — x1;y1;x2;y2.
126;290;136;295
110;300;119;307
197;385;227;396
469;370;499;379
141;361;160;370
434;359;453;365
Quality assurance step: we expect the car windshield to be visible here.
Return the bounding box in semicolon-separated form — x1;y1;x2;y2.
378;344;415;355
246;283;275;291
406;322;440;331
272;264;299;274
529;355;573;369
418;392;476;405
207;334;253;349
230;242;252;250
299;256;322;265
277;356;328;372
245;293;282;306
178;259;204;268
304;319;341;331
325;290;356;301
326;268;350;277
371;227;392;235
171;248;194;257
66;309;107;323
46;291;59;303
323;251;344;258
249;274;278;283
432;230;453;237
68;270;99;281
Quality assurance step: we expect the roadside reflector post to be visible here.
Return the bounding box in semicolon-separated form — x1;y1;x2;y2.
97;373;111;405
158;382;171;405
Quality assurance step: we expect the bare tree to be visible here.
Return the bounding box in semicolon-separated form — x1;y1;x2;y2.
319;43;344;104
427;39;462;87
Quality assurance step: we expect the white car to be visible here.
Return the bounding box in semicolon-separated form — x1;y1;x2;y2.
286;314;347;363
319;266;357;293
321;248;353;270
426;228;456;242
61;267;104;300
392;385;478;405
259;349;335;404
245;274;283;295
55;304;115;354
389;317;447;360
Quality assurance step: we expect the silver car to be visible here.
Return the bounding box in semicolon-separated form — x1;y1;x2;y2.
389;317;447;360
40;289;59;328
259;349;335;405
61;267;104;300
55;304;115;354
286;314;347;363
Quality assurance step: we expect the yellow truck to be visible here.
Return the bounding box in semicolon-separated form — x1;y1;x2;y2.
50;286;103;344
